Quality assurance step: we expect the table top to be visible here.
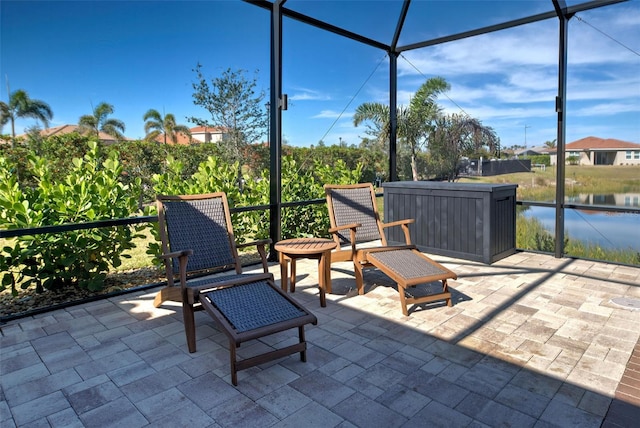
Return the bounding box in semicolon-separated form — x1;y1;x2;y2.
274;238;337;255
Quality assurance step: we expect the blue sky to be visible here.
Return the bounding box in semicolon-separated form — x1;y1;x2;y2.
1;1;639;149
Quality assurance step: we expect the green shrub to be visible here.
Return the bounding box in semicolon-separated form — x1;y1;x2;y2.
145;154;362;263
0;142;143;294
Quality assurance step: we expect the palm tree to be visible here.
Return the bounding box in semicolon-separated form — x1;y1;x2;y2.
544;139;557;149
430;113;500;181
0;89;53;148
78;102;125;140
354;77;450;180
143;109;191;144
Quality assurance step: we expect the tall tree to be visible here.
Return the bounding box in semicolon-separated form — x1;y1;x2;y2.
189;65;267;179
78;102;125;140
143;109;191;144
0;89;53;148
354;77;450;181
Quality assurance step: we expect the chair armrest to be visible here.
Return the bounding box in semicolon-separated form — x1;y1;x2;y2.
236;238;272;250
236;238;272;273
381;218;414;228
160;249;193;291
380;218;414;245
328;223;361;234
159;249;194;260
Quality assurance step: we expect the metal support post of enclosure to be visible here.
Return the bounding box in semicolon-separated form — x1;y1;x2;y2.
268;0;284;260
553;0;570;258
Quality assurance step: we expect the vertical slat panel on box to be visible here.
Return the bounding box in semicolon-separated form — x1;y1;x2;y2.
383;181;517;264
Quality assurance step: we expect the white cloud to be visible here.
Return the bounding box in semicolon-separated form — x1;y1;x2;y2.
289;87;332;101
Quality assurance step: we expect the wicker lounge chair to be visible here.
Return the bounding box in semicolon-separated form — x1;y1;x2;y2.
325;183;457;315
154;192;317;385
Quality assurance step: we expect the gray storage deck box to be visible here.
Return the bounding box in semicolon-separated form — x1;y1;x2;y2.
382;181;517;264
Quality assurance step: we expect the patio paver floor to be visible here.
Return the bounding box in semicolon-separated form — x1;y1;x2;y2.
1;251;639;427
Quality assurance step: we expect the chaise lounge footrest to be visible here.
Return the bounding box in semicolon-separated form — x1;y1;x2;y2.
367;249;457;316
200;279;317;385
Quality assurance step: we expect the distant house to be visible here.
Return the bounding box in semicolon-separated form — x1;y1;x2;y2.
20;124;127;145
152;126;228;145
513;146;552;157
549;137;640;166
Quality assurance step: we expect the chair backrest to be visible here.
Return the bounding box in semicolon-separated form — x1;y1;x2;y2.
156;193;242;280
324;183;387;246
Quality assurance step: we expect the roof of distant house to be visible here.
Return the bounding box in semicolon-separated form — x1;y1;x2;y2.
19;124;128;143
151;126;227;145
548;136;640;153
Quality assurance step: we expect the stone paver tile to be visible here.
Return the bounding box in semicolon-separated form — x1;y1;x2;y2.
330;340;386;369
78;396;148;428
139;342;191;371
256;384;312;420
0;398;13;426
85;339;129;360
40;344;92;373
233;364;300;401
456;363;514;399
120;330;167;353
75;349;142;380
539;398;603;428
509;370;563;399
0;361;50;390
120;365;191;402
380;350;428;376
375;383;430;418
135;386;212;425
67;380;123;415
495;384;551;418
603;398;640;428
402;370;469;408
31;331;77;353
575;355;626;382
0;345;41;375
406;399;472;427
207;394;278;428
566;368;619;396
344;374;385;400
4;367;82;407
289;371;356;408
107;360;156;387
45;315;108;339
457;392;536;428
277;401;344;428
579;390;612;417
46;407;84;428
354;362;404;389
10;391;70;426
331;362;365;383
177;372;241;411
333;392;406;427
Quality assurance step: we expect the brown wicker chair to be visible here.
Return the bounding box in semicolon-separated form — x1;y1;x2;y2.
154;193;317;385
325;183;457;315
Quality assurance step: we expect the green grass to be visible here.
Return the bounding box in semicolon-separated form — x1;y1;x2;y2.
459;165;640;201
117;226;158;271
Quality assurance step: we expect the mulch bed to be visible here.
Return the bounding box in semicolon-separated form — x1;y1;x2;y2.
0;252;265;321
0;267;166;320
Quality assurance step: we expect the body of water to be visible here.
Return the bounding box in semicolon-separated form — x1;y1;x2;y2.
523;199;640;251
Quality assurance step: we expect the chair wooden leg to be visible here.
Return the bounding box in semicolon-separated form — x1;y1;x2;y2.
298;326;307;362
443;280;452;307
354;262;365;295
398;285;409;316
182;302;197;353
230;342;238;386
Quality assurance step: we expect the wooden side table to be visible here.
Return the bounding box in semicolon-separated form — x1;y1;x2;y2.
274;238;337;307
